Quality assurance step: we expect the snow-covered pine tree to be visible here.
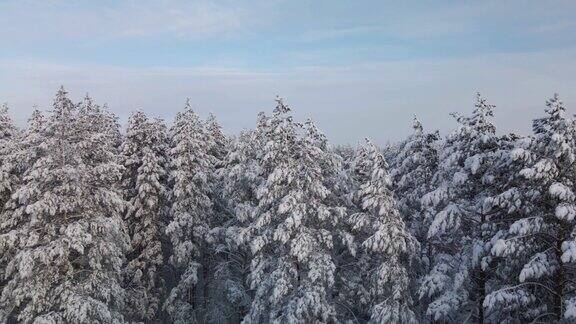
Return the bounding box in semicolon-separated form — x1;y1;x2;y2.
419;93;500;323
243;97;344;323
222;115;268;239
210;123;270;322
0;104;18;214
0;104;19;308
333;152;364;323
204;111;229;236
388;117;441;320
390;116;439;267
120;110;168;321
479;133;538;322
0;104;17;140
165;99;214;323
333;144;356;165
203;112;257;323
342;139;419;323
487;94;576;321
0;87;129;323
78;94;122;158
0;109;46;233
13;109;46;174
205;113;229;164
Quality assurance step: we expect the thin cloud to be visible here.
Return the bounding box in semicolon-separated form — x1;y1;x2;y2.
1;48;575;144
299;26;382;42
0;0;255;42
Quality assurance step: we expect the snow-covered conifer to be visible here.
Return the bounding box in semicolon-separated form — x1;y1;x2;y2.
18;109;47;170
390;116;439;272
419;94;500;323
0;105;19;303
120;111;168;321
79;95;122;153
341;139;418;323
209;125;269;322
205;113;228;164
0;87;129;323
0;104;16;140
486;94;576;321
165;100;214;323
391;116;439;231
243;97;344;323
203;112;229;234
0;109;46;223
0;105;18;210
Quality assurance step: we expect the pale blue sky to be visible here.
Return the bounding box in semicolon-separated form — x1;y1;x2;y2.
1;0;575;144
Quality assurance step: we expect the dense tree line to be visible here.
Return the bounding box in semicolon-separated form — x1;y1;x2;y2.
0;88;574;323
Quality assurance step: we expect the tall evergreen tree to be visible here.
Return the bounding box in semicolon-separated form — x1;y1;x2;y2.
15;109;47;173
243;98;344;323
0;88;129;322
165;100;214;323
419;94;500;323
205;113;229;164
339;139;419;323
78;94;122;158
121;111;168;321
0;104;19;310
0;104;17;140
0;104;18;214
214;125;269;322
391;116;439;233
487;94;576;321
390;117;440;274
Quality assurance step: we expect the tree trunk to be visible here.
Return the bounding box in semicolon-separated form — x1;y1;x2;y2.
195;251;208;321
477;213;486;324
478;269;485;324
204;257;210;310
555;229;565;320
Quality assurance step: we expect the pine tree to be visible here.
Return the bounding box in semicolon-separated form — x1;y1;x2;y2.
419;94;500;323
0;104;19;310
213;125;269;322
120;111;168;321
165;100;213;323
203;112;256;323
15;109;47;173
0;87;129;322
0;109;46;229
0;104;17;140
205;113;228;164
243;97;344;323
487;94;576;321
0;104;18;214
479;132;537;322
391;117;439;270
78;94;122;158
340;139;418;323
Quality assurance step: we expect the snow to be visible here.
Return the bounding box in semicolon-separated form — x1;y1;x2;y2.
556;203;576;221
549;182;575;201
562;241;576;263
565;298;576;319
519;252;554;282
0;89;575;323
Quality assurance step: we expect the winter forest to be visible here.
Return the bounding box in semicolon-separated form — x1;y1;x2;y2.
0;87;574;324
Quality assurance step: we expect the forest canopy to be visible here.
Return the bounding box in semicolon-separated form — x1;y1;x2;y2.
0;88;574;323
